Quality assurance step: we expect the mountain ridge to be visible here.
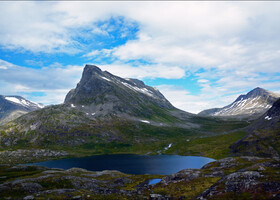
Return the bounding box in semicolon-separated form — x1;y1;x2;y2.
199;87;280;119
0;95;44;125
64;64;176;120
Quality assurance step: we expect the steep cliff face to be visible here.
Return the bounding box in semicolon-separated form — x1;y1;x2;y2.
64;64;174;118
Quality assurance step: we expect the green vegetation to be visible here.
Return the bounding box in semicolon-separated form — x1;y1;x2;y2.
0;165;43;184
166;131;247;159
152;177;220;199
1;157;279;199
47;122;248;160
231;122;280;157
0;112;250;164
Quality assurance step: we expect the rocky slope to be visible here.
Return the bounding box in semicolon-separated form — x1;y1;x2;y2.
0;65;248;153
0;95;44;125
64;64;175;118
0;156;279;199
199;87;280;119
230;98;280;159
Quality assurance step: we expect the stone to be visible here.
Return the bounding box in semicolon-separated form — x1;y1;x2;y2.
23;195;34;200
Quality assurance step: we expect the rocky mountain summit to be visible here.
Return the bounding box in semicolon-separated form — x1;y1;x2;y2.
199;87;279;119
64;64;176;119
0;95;44;125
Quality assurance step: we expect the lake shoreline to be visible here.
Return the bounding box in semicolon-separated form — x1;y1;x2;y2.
24;154;216;175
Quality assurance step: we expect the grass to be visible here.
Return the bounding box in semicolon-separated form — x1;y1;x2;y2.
166;131;248;159
47;129;248;161
0;125;249;165
152;177;220;199
0;165;43;184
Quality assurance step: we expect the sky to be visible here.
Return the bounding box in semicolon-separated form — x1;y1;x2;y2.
0;1;280;114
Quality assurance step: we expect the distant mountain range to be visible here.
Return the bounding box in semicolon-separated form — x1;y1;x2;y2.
199;87;280;119
0;95;44;125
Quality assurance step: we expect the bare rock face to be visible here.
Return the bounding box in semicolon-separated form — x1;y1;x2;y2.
64;64;175;118
199;87;280;119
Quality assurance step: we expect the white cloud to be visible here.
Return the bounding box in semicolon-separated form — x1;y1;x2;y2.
157;84;247;114
83;49;113;58
28;89;70;105
197;79;209;83
156;85;218;114
2;2;280;71
0;59;83;104
1;1;280;111
98;63;185;79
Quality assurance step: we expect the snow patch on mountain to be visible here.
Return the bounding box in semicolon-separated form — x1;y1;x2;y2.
100;76;112;82
5;97;22;105
265;116;272;120
5;96;44;108
1;95;44;125
121;81;155;98
140;120;150;124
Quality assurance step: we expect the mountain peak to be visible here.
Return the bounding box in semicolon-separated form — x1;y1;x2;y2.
246;87;269;97
84;64;102;71
83;64;103;76
64;64;174;118
199;87;280;119
251;87;266;93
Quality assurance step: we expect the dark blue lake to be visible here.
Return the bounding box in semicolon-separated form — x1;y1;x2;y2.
27;154;215;175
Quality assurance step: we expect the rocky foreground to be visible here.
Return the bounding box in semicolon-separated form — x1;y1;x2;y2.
0;156;279;199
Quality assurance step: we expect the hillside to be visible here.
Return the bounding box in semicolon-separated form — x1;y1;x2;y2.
230;98;280;159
